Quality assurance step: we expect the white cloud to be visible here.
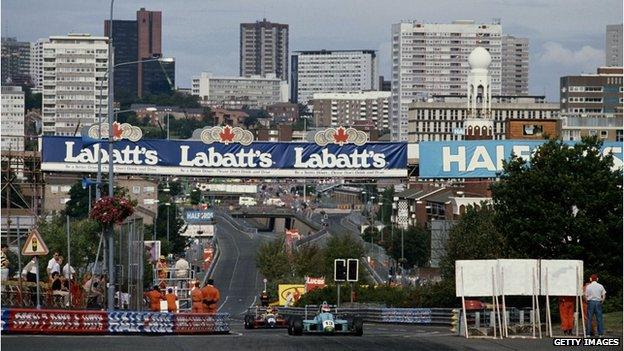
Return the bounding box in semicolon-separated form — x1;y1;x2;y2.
537;42;604;73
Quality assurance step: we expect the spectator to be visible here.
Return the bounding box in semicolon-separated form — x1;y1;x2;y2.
191;282;203;313
46;252;60;279
144;285;164;312
1;244;9;280
165;288;178;313
21;257;38;282
585;274;606;337
84;278;104;308
51;272;70;307
62;262;76;280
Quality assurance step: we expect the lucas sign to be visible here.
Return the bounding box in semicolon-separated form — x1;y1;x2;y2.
41;136;407;178
419;140;623;178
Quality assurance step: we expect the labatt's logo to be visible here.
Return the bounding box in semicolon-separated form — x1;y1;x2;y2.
180;146;272;168
294;148;386;169
64;142;158;165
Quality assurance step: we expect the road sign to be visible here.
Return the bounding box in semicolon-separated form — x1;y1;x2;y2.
21;228;49;256
334;259;346;281
347;259;359;282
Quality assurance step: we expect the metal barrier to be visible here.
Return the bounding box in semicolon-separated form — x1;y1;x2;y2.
214;210;258;236
0;308;230;335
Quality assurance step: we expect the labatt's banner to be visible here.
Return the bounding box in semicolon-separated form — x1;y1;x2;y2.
420;140;623;178
41;126;407;178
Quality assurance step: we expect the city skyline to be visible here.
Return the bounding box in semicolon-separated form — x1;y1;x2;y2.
1;0;622;100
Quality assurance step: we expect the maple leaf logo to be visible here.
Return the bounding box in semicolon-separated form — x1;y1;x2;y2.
112;122;123;140
219;125;235;144
333;127;349;145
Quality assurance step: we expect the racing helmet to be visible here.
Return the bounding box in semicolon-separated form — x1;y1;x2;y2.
321;301;331;312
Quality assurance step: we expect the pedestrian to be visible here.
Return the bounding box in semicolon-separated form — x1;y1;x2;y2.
21;257;38;282
62;262;76;280
191;282;203;313
46;252;60;280
201;278;220;314
558;296;575;335
144;285;164;312
585;274;606;337
1;244;10;281
165;287;178;313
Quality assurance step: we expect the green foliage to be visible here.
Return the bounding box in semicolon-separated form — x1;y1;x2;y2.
37;216;102;275
24;86;42;111
189;190;201;205
63;182;91;219
256;237;291;282
379;187;395;224
243;116;258;128
491;137;622;311
439;205;506;280
140;91;201;108
386;226;431;268
322;235;365;278
292;244;325;278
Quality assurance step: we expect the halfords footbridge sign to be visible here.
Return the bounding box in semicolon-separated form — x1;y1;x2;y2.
41;136;407;178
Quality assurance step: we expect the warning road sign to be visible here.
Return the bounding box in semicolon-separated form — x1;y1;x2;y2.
21;228;49;256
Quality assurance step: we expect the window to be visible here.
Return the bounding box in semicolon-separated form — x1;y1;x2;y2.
50;186;59;193
132;186;141;194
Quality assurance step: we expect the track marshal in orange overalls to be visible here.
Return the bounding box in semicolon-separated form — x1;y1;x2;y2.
201;278;220;314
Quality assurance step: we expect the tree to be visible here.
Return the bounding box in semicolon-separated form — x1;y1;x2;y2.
189;190;201;205
384;226;431;269
256;237;291;281
379;186;395;224
490;137;622;309
63;182;91;219
155;201;185;254
439;205;506;279
322;235;365;278
292;244;325;278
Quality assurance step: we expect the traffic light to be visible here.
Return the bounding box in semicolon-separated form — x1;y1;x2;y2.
334;259;346;281
347;258;359;282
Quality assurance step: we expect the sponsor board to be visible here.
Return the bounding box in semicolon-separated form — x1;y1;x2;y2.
41;137;407;178
419;140;623;178
185;210;214;223
278;284;305;306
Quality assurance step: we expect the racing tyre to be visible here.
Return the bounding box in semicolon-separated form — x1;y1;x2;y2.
353;317;363;336
287;320;294;335
244;314;253;329
292;317;303;336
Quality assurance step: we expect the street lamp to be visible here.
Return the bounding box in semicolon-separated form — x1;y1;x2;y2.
164;202;171;242
102;0;174;311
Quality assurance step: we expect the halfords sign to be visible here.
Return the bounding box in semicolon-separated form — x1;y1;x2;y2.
184;210;214;223
41;137;407;178
419;140;623;178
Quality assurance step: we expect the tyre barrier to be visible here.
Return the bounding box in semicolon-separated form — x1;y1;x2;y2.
0;308;230;335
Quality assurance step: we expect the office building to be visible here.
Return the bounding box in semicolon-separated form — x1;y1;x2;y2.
407;48;558;141
312;91;390;130
560;67;623;115
391;20;502;141
240;19;289;81
501;35;529;96
2;37;32;86
42;34;108;136
1;86;25;152
104;8;174;99
290;50;378;104
266;102;299;124
606;24;623;67
191;72;288;109
560;113;622;142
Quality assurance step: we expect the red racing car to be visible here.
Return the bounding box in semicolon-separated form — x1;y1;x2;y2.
244;306;288;329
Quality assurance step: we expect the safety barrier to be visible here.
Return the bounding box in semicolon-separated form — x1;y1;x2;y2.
0;308;230;335
214;211;258;236
278;306;454;326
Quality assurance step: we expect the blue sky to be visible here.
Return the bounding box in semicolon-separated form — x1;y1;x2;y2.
2;0;621;100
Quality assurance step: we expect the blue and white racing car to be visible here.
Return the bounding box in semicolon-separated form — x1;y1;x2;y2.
287;302;363;336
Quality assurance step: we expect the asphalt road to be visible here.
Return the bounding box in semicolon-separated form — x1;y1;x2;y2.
211;216;265;318
5;323;619;351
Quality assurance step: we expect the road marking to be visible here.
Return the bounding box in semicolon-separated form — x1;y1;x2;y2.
217;296;229;312
249;295;257;308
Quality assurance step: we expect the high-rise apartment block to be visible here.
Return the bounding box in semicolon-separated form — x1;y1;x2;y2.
30;39;48;93
240;19;289;81
42;34;108;136
391;20;503;141
501;35;529;96
2;37;32;86
312;91;390;130
1;86;25;152
104;8;174;99
606;24;623;67
191;72;288;109
290;50;378;105
560;67;623;115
